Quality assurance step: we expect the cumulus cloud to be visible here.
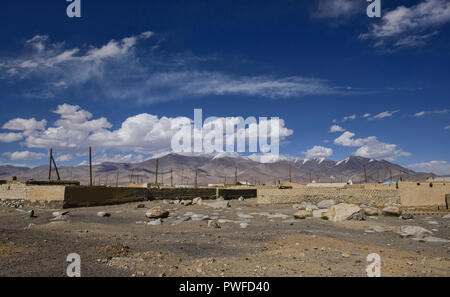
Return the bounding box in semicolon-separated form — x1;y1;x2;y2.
334;131;410;161
0;133;23;143
4;151;46;161
0;104;295;158
0;32;351;103
360;0;450;49
329;125;345;133
303;146;333;158
55;154;75;162
409;160;450;175
445;125;450;130
2;118;47;133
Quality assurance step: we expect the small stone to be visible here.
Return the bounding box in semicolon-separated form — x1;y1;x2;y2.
181;200;193;206
208;220;221;229
136;204;146;209
148;219;163;226
382;206;402;217
294;210;311;220
363;207;380;216
240;223;248;229
97;212;111;217
238;196;245;201
26;210;35;218
193;197;203;205
317;200;336;209
341;253;350;258
401;213;414;220
145;206;169;219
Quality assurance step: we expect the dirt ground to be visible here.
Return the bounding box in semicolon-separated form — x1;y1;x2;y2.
0;198;449;277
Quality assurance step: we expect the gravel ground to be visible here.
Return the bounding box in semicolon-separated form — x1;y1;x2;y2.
0;199;449;277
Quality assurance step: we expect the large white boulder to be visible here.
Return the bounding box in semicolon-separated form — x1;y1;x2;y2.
317;200;336;209
325;204;361;222
399;226;432;239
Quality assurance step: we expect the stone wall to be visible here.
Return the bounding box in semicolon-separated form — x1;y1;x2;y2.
398;182;449;207
257;186;400;208
63;186;148;208
0;182;29;200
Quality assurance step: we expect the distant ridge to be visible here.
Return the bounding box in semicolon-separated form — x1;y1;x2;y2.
0;153;435;186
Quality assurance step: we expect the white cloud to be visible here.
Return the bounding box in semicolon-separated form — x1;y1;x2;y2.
329;125;345;133
334;131;410;161
303;146;333;158
0;32;351;103
414;109;448;117
409;160;450;175
55;154;75;162
370;110;399;120
2;118;47;132
1;104;294;157
363;113;371;118
91;153;145;165
0;133;23;143
445;125;450;130
360;0;450;49
4;151;46;161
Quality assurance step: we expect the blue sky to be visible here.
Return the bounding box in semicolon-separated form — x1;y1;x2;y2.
0;0;449;174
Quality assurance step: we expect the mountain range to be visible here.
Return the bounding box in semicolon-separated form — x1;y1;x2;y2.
0;153;435;186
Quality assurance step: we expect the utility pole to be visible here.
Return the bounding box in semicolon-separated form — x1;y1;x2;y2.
195;169;198;188
48;148;52;180
130;168;134;183
155;159;159;186
181;169;184;185
89;146;93;186
234;167;238;185
116;171;119;187
170;168;173;187
289;166;292;183
309;172;312;183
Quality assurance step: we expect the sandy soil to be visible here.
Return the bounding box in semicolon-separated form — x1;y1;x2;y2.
0;199;448;277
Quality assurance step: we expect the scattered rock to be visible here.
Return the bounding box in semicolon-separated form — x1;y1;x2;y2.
427;220;439;225
148;219;163;226
51;215;69;221
52;211;69;217
208;220;221;228
172;217;191;225
181;200;193;206
312;209;328;218
325;204;361;222
348;209;366;221
341;253;350;258
136;204;146;209
240;222;248;229
401;213;414;220
193;197;203;205
238;196;245;201
413;236;450;243
382;206;402;217
145;207;169;219
294;210;311;220
399;226;432;239
97;212;111;218
368;226;386;233
203;200;230;209
317;200;336;209
443;214;450;219
362;207;379;216
26;210;35;218
237;213;254;219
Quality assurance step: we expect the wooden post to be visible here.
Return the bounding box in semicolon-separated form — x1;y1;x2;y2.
155;159;159;186
116;171;119;187
170;168;173;187
195;169;198;188
51;155;61;181
181;169;184;185
89;146;93;186
48;148;53;180
234;167;238;185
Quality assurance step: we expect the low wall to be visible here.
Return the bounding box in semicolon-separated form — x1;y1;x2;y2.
257;186;400;208
147;188;258;200
63;186;148;208
218;188;257;199
398;182;449;208
0;182;28;200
